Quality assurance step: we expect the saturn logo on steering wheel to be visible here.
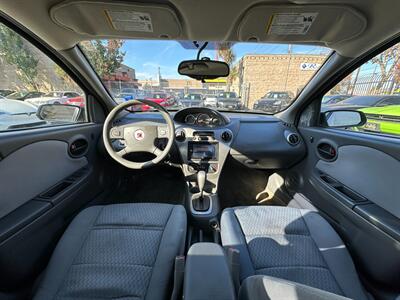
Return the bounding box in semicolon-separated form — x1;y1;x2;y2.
134;129;145;141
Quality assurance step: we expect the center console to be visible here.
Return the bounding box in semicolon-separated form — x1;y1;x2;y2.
175;123;237;234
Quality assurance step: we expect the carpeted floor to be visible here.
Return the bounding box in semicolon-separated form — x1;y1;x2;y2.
112;165;187;205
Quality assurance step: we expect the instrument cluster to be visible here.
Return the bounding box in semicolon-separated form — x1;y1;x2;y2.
174;107;228;127
184;113;222;126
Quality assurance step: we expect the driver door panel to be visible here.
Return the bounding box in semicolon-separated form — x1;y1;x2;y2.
0;124;111;291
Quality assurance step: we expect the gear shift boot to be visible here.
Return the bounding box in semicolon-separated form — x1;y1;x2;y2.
192;195;210;212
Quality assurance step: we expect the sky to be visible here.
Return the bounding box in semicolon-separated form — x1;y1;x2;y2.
120;40;331;80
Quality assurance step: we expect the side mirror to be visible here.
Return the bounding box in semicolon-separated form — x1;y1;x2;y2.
322;110;366;128
37;104;82;122
178;59;229;81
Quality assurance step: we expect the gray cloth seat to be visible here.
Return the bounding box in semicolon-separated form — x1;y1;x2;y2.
34;203;187;300
239;275;351;300
221;206;368;300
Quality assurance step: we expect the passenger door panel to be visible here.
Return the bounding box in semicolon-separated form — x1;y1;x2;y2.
292;127;400;290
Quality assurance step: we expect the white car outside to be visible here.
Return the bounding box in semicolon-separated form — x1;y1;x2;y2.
26;91;80;107
203;95;218;107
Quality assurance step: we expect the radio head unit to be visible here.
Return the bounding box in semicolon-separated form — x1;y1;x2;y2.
188;142;218;161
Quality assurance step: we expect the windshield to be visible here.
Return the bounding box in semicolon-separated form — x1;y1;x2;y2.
80;40;330;114
340;96;382;106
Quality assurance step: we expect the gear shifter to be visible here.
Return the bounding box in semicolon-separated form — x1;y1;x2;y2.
192;170;210;212
197;170;206;198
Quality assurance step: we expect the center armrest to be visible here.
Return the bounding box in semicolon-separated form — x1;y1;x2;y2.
183;242;236;300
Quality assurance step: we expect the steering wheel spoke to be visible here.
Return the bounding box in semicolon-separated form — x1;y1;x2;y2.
116;148;127;157
152;146;163;157
157;125;169;138
109;126;124;139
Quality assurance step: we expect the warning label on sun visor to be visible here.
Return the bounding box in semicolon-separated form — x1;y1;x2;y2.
105;10;153;32
267;13;318;35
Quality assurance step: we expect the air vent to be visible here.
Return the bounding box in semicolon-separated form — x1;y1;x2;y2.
221;131;232;142
286;133;300;146
69;138;88;157
317;142;337;161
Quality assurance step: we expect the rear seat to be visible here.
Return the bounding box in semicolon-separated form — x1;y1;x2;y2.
220;206;368;300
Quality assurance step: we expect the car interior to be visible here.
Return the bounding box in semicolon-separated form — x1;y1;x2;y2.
0;0;399;299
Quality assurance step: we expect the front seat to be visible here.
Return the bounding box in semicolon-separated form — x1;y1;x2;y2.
34;203;186;300
220;206;368;300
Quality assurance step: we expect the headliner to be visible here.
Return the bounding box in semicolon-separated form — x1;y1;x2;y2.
0;0;399;58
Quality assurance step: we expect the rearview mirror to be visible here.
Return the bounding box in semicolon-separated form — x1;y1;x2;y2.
322;110;366;128
37;104;82;122
178;60;229;81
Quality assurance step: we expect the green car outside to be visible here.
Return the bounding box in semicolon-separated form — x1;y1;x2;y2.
358;105;400;136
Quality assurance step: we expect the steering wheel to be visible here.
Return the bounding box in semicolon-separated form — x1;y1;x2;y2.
103;99;175;169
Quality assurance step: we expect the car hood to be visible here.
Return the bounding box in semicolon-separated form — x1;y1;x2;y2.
180;99;201;102
218;98;240;102
26;97;60;102
360;105;400;115
0;99;37;114
258;98;276;102
146;98;167;103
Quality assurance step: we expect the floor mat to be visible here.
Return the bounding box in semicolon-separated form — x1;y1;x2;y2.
219;156;285;208
112;165;186;206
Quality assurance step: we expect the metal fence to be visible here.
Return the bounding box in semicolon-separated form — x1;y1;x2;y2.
334;72;399;96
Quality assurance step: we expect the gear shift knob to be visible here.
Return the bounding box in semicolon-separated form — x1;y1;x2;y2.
197;170;206;196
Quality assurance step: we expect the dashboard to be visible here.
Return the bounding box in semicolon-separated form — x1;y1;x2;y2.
112;107;306;170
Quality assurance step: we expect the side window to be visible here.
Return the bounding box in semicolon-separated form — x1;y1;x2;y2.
322;43;400;138
0;23;87;132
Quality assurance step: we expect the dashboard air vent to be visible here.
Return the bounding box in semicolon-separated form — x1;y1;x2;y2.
221;131;232;142
286;133;300;146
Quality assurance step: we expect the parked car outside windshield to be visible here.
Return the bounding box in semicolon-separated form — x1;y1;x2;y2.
253;91;292;113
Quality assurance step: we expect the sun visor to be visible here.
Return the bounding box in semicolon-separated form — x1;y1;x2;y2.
50;1;182;39
237;5;366;46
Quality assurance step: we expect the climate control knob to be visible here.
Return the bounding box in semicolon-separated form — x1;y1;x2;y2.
221;131;232;142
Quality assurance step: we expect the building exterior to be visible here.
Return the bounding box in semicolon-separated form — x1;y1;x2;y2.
238;54;327;108
138;78;204;94
103;64;138;94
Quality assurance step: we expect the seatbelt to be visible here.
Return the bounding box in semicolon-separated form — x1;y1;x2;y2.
170;255;185;300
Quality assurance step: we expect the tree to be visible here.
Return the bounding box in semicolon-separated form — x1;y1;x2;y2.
0;24;39;89
217;42;238;89
54;65;77;90
371;44;400;92
80;40;125;78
